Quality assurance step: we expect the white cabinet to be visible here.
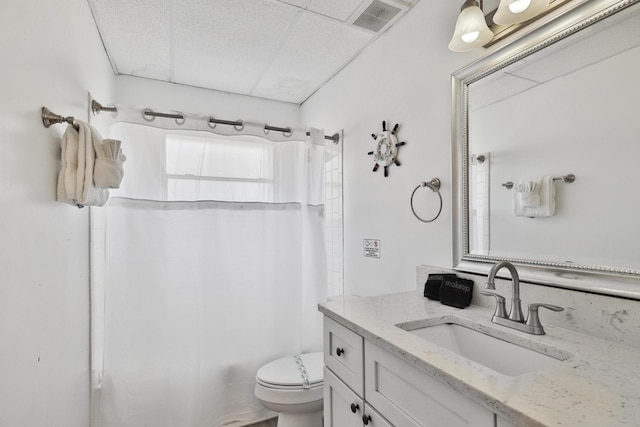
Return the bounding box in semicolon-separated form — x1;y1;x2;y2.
363;404;393;427
365;340;494;427
324;317;392;426
324;316;364;396
324;368;393;427
324;315;511;427
324;367;364;427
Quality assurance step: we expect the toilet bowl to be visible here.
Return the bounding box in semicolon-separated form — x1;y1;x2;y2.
254;352;324;427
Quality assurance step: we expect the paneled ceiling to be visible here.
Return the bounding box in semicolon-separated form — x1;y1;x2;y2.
88;0;419;105
469;7;640;112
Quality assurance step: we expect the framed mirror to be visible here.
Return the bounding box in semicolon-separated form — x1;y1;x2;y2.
452;0;640;300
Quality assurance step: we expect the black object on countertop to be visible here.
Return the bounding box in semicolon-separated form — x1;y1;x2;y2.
439;277;474;309
424;273;458;300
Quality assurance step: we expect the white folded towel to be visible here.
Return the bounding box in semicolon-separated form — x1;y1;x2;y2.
514;179;540;208
94;138;126;189
56;121;109;207
513;175;555;217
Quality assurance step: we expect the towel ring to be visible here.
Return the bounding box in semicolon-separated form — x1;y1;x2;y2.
410;178;443;223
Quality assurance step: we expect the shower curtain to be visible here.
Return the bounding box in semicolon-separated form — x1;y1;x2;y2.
91;118;328;427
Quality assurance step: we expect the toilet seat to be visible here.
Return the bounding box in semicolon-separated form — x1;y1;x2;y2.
254;352;325;426
256;352;323;389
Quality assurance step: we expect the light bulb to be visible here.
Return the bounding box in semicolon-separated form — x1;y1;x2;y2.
508;0;531;13
493;0;549;25
448;0;494;52
461;31;480;43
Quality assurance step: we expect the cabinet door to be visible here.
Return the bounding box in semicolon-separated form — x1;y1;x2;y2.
324;367;364;427
324;316;364;396
365;341;494;427
363;403;393;427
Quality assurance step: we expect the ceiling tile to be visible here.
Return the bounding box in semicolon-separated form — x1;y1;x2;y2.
469;73;539;112
251;11;372;102
172;0;301;94
276;0;310;8
508;11;640;84
89;0;419;104
277;0;365;22
88;0;172;80
306;0;365;22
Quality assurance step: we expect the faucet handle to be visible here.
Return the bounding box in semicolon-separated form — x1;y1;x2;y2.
526;303;564;335
480;291;507;319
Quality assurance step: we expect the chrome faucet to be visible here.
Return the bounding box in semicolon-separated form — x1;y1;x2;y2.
485;261;524;322
481;261;564;335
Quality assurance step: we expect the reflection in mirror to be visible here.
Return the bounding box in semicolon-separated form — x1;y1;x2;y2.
452;0;640;299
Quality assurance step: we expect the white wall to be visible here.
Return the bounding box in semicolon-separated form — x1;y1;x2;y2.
0;1;114;426
301;0;484;296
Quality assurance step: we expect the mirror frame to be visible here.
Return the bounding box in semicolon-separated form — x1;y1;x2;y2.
452;0;640;300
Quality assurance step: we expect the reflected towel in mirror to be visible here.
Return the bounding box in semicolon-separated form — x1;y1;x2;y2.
513;176;555;217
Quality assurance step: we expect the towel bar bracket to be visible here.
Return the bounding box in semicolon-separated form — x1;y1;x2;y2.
41;107;76;129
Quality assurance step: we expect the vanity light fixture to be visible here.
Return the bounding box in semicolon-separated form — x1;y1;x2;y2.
493;0;549;25
448;0;494;52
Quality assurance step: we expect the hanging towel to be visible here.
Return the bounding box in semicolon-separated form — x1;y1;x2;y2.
93;138;126;189
56;121;109;207
514;179;541;208
513;175;555;217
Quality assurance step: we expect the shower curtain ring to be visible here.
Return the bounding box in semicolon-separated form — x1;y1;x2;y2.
143;108;155;122
173;112;186;125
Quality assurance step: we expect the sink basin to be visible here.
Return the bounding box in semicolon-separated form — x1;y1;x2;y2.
399;322;568;376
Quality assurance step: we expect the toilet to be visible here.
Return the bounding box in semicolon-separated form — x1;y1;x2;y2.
254;352;324;427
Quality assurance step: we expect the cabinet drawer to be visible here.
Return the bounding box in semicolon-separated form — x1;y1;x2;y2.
365;340;494;427
324;316;364;396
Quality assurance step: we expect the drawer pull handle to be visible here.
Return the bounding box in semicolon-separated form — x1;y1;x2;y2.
350;403;359;413
336;347;345;356
362;414;372;425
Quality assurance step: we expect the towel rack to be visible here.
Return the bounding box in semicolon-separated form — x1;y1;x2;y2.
41;107;79;130
410;178;443;223
502;174;575;190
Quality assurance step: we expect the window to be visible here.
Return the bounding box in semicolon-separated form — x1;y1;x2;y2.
165;134;274;202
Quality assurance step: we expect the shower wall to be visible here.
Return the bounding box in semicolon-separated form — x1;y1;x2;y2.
0;0;114;426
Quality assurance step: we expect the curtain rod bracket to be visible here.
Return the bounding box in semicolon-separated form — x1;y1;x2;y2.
91;99;117;115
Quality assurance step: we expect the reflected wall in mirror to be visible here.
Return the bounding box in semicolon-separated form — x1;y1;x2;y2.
452;0;640;299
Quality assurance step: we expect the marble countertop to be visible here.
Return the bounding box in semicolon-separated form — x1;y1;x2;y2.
318;291;640;426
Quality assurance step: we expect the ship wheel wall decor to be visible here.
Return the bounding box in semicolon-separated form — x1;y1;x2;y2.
368;121;406;177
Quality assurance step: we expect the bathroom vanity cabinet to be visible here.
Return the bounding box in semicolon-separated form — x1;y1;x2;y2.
323;316;509;426
319;291;640;426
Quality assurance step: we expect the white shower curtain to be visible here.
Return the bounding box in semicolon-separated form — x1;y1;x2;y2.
91;119;328;426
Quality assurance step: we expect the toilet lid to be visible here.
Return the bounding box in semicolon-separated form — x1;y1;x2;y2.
256;352;324;387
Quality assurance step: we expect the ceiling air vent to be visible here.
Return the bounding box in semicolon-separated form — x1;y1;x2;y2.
349;0;411;33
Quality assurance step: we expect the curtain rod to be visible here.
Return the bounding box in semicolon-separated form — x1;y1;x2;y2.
90;100;340;144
